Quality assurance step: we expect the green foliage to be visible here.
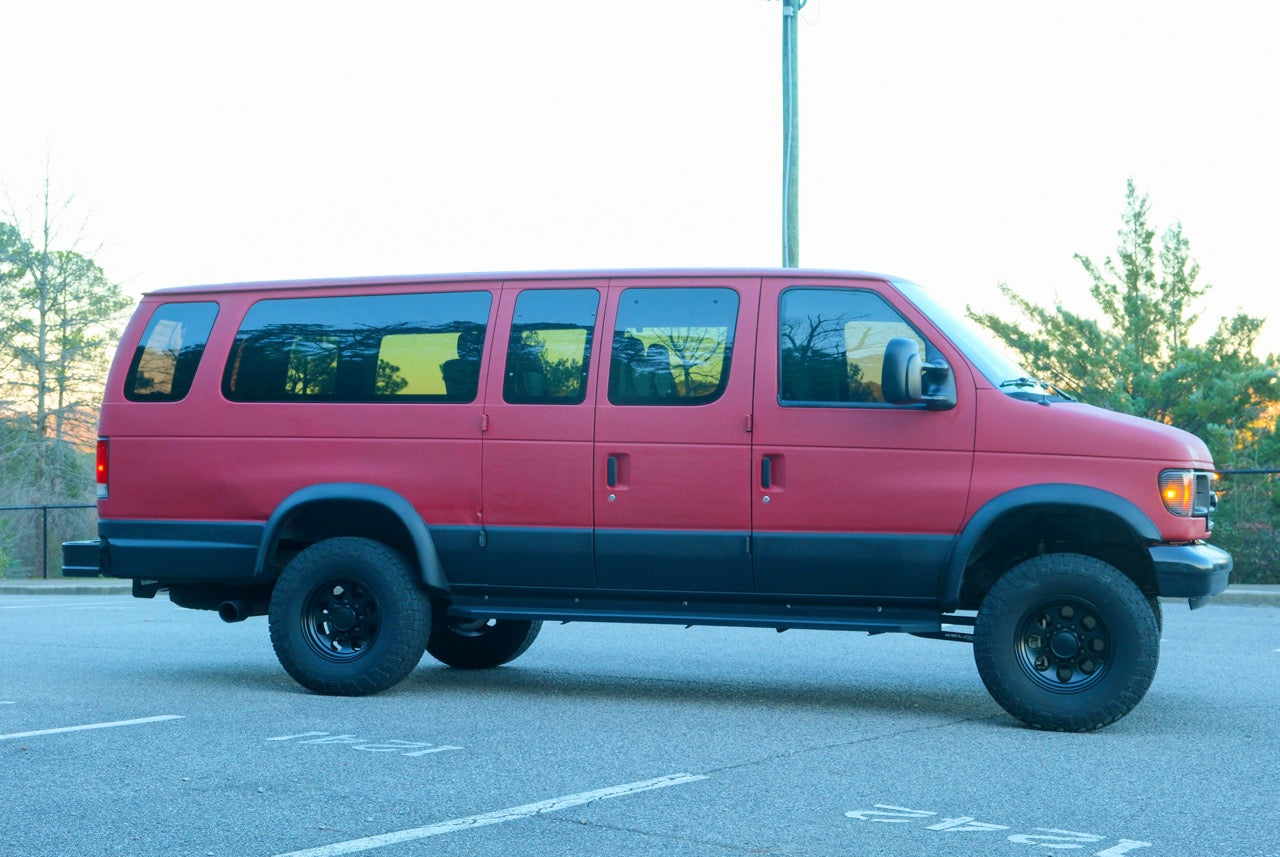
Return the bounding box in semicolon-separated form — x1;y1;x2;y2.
0;183;126;577
970;180;1280;583
1;186;130;505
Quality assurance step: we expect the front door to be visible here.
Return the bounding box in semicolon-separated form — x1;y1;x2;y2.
750;277;976;601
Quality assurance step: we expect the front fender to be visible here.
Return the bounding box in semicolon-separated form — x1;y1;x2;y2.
939;484;1161;610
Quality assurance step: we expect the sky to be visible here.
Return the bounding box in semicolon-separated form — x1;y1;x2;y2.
4;0;1279;355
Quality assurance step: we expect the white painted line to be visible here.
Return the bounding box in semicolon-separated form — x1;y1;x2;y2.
0;715;183;741
0;701;14;705
274;773;709;857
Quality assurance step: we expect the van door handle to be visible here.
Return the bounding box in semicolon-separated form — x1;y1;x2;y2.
607;455;618;488
761;455;772;489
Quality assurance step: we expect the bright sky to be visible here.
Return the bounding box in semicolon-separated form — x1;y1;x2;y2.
5;0;1279;355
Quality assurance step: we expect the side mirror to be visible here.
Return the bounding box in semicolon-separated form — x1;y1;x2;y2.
881;337;922;404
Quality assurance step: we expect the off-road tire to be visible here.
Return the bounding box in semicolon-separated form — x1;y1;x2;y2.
426;615;542;669
974;553;1159;732
269;537;430;695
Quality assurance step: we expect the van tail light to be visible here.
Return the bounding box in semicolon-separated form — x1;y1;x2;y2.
96;439;109;500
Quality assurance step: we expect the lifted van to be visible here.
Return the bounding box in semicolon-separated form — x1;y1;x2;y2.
64;269;1230;731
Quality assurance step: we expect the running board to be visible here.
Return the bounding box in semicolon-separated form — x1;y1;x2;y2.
447;594;943;635
912;612;976;644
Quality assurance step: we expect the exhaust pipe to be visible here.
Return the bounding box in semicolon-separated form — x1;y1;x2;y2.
218;600;249;623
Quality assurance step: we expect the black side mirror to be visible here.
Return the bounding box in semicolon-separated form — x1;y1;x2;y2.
882;337;957;409
881;337;922;404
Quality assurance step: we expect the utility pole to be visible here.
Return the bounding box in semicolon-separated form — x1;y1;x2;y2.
781;0;805;267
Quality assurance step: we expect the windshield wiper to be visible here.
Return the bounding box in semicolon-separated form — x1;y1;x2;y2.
999;376;1077;403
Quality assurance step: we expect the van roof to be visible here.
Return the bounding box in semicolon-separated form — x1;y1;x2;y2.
145;267;901;296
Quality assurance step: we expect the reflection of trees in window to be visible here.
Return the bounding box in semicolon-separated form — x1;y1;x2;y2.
224;292;492;402
779;290;928;404
374;359;408;395
608;287;737;406
649;326;728;398
505;328;590;403
780;311;875;402
126;303;218;402
285;336;339;396
229;319;473;401
132;319;185;396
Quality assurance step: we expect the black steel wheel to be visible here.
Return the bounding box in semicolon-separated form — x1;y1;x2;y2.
425;614;542;669
974;553;1159;732
300;577;380;661
1013;595;1111;692
269;537;430;695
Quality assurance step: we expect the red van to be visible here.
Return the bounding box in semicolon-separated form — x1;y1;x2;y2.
63;269;1230;731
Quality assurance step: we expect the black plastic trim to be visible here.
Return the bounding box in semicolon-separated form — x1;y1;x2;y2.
99;520;264;583
445;588;942;634
753;531;949;599
257;483;448;592
61;540;105;578
940;484;1162;610
1149;542;1232;601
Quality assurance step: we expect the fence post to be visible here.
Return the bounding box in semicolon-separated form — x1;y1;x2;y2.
0;503;97;579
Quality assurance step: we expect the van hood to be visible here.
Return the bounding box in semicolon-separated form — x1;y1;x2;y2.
976;391;1215;467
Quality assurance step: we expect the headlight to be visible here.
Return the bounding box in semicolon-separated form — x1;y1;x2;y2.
1159;469;1214;517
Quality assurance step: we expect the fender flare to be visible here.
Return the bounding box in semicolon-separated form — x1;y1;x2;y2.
939;483;1160;610
253;483;448;592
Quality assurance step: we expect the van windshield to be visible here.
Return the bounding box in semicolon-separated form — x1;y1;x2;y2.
894;280;1053;397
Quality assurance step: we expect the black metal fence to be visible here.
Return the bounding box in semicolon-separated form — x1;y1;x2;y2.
0;504;96;579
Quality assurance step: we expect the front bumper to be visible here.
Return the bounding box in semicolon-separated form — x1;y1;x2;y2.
1149;542;1232;608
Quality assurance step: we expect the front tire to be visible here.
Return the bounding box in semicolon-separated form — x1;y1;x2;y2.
269;537;431;695
973;554;1159;732
426;614;542;669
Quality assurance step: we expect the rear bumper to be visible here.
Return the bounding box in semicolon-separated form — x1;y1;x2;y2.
1149;542;1232;607
62;540;106;578
62;521;264;585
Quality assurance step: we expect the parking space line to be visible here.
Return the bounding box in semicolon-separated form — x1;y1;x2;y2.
273;772;709;857
0;715;183;741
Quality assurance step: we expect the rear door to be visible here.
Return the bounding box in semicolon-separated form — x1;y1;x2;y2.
481;280;605;588
593;277;759;592
751;277;976;600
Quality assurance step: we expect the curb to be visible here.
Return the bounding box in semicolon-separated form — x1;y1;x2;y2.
1204;586;1280;608
0;579;133;596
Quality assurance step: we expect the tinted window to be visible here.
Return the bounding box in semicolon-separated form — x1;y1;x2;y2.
608;288;738;406
125;302;219;402
503;289;599;404
778;288;928;405
223;291;492;402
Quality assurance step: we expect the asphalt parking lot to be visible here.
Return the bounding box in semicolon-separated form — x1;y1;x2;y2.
2;589;1277;856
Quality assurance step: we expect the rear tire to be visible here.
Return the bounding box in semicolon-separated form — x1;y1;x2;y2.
426;614;542;669
974;553;1159;732
269;537;430;695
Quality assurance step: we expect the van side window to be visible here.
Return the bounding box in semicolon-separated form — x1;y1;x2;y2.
223;291;492;402
124;302;220;402
503;289;599;404
778;288;929;405
608;288;738;406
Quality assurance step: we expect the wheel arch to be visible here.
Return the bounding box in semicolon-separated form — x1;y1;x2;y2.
941;484;1161;612
254;483;448;593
